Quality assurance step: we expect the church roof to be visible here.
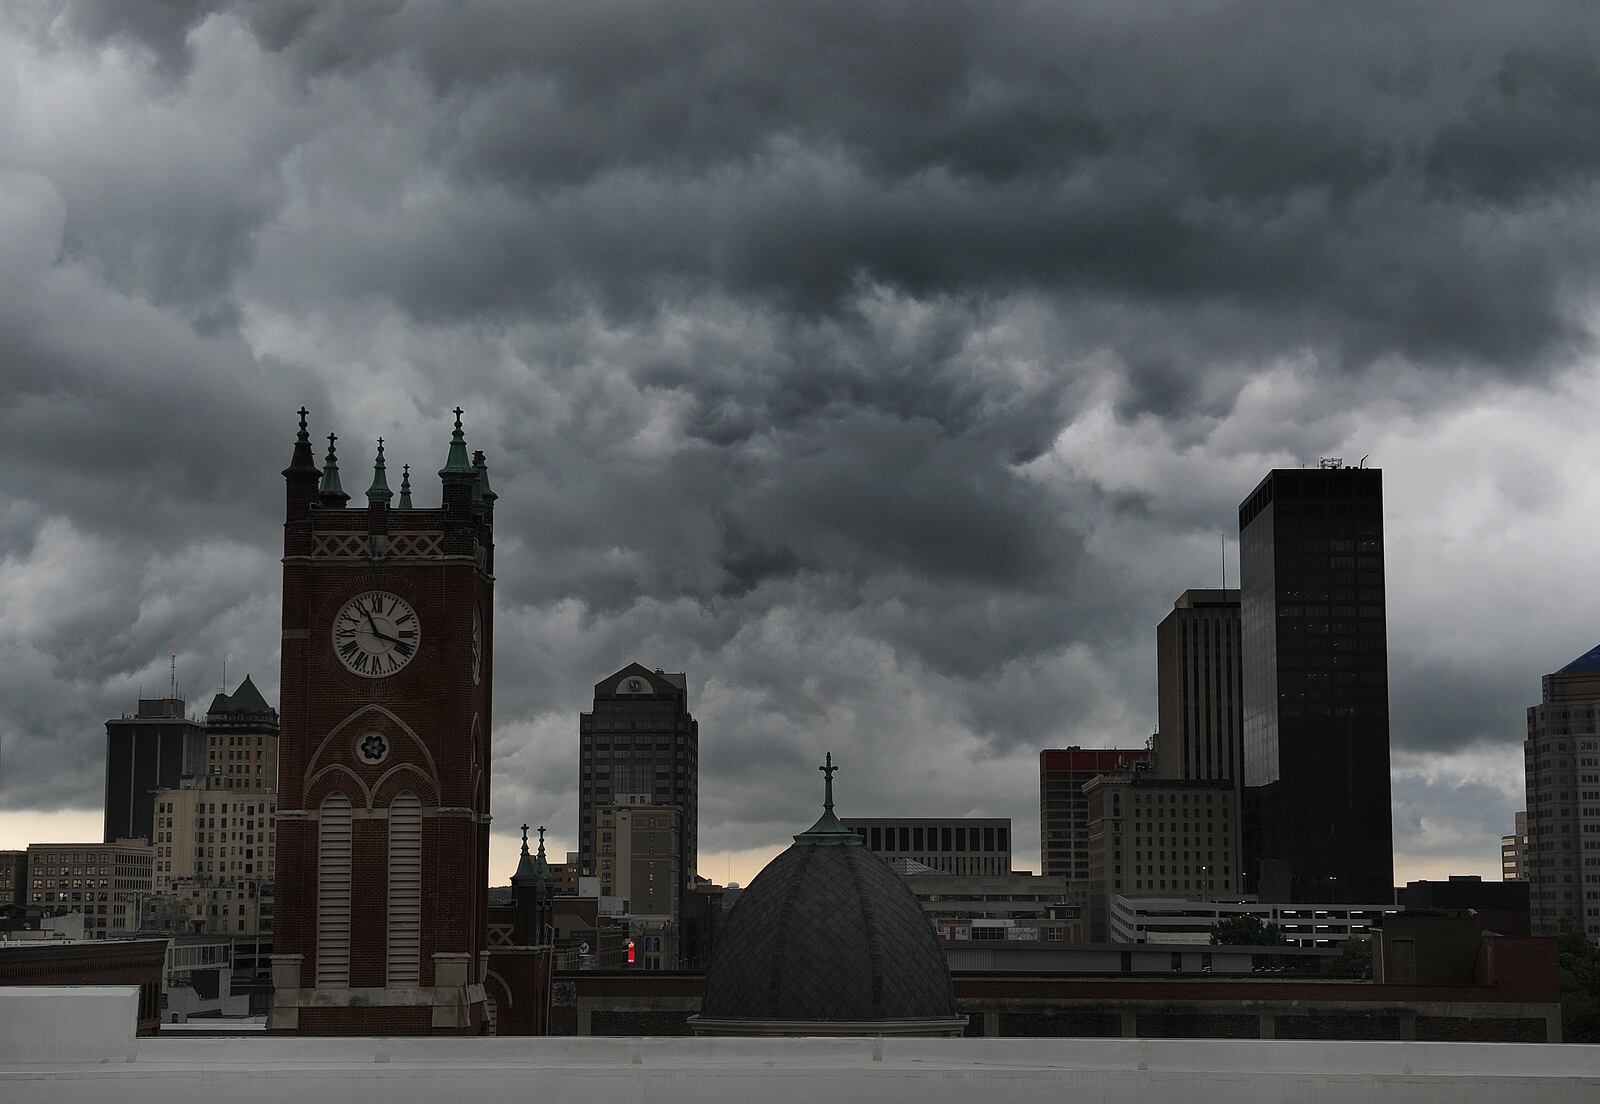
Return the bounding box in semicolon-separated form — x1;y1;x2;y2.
208;676;275;717
699;756;957;1024
1559;643;1600;674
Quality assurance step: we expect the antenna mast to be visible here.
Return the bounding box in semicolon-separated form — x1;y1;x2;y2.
169;653;177;700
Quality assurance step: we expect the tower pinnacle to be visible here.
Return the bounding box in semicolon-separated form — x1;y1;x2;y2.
366;437;393;506
319;432;349;506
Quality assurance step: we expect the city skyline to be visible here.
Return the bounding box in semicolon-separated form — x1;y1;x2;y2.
7;4;1600;890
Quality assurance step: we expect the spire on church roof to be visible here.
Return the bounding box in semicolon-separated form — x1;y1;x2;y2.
794;752;862;846
397;464;413;509
366;438;393;506
511;822;554;887
282;406;319;479
472;449;498;507
439;407;474;478
319;432;349;506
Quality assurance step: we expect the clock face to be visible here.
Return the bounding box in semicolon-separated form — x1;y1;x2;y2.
332;591;420;678
472;604;482;685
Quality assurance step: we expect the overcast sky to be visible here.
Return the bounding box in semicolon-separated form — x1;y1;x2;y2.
2;1;1597;887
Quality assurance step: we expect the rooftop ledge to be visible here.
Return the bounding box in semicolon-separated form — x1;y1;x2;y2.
3;988;1598;1104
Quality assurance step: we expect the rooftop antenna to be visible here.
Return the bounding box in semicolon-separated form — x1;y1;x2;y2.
169;654;177;700
221;654;228;694
1221;533;1227;590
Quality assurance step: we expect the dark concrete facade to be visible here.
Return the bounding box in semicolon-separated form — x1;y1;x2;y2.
578;663;699;890
103;698;206;844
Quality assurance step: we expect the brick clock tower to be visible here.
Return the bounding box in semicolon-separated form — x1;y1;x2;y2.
269;408;496;1035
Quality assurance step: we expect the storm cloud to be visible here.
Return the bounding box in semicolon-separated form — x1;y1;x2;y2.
3;1;1597;878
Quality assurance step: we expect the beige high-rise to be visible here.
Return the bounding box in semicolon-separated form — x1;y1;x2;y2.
1083;772;1240;941
1524;645;1600;939
595;798;682;967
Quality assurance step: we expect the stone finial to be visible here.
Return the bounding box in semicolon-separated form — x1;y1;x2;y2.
365;437;393;506
319;431;349;506
439;406;474;478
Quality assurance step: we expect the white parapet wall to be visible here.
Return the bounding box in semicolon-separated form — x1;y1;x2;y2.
2;988;1599;1104
0;986;138;1063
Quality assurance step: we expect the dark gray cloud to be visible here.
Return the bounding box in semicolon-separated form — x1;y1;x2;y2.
1;2;1593;878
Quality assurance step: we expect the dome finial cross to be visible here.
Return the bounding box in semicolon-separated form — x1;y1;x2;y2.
820;752;837;813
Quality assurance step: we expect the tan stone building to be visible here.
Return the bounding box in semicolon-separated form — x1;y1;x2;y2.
202;675;279;792
595;799;682;967
1084;772;1239;940
25;840;153;938
152;776;277;893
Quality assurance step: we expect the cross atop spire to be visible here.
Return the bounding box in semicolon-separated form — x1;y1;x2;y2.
794;750;861;846
440;406;474;477
366;437;393;506
318;430;349;505
283;405;319;479
520;823;531;850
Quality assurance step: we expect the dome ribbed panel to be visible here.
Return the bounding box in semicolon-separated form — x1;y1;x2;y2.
701;843;956;1022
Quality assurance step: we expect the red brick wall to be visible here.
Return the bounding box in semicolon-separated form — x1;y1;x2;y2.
299;1006;432;1036
276;460;494;1036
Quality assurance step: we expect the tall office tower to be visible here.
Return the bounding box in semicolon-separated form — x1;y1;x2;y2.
204;676;280;791
842;817;1012;875
1238;464;1393;903
1039;748;1151;881
1156;589;1243;782
1523;644;1600;939
270;410;495;1035
104;697;206;843
1502;811;1528;881
578;663;699;889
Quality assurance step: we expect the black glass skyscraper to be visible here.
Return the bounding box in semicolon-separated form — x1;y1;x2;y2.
1238;465;1393;903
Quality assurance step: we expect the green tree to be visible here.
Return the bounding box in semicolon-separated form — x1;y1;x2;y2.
1210;915;1288;946
1321;935;1371;977
1558;917;1600;1043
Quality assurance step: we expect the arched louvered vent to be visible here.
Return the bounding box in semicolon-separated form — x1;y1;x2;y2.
316;793;353;987
387;791;423;986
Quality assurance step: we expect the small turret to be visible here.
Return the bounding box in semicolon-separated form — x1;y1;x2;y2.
319;432;350;508
511;822;555;945
472;449;498;512
365;438;393;508
397;464;414;509
438;407;476;520
282;407;321;519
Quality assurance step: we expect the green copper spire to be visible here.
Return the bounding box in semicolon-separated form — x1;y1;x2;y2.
365;437;393;506
439;406;474;477
534;824;553;887
319;432;349;506
512;822;555;887
472;449;498;507
282;406;318;477
397;464;413;509
794;752;862;846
